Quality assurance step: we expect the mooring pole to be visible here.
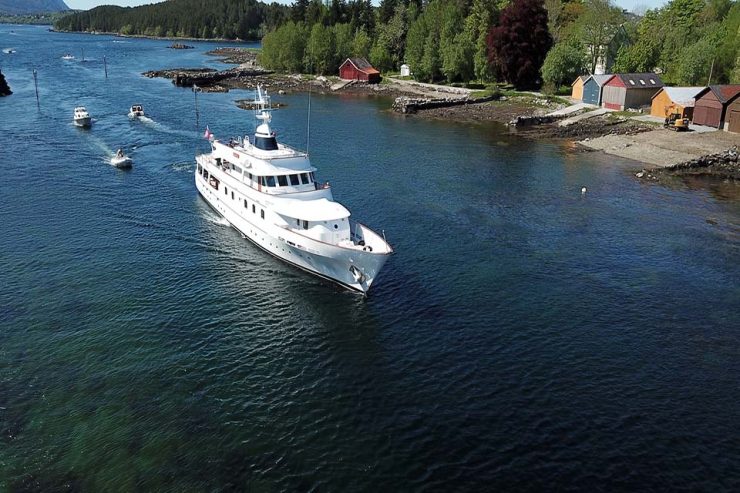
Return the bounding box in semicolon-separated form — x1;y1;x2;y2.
103;56;108;79
33;69;39;109
193;84;200;133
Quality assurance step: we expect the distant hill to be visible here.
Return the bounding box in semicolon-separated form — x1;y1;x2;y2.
53;0;289;41
0;0;69;15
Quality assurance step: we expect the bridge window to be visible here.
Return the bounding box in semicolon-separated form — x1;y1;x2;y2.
302;220;308;229
204;170;209;179
289;175;300;186
266;176;276;187
278;175;288;187
300;173;309;184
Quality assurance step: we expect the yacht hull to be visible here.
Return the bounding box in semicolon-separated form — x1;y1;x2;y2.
195;168;389;293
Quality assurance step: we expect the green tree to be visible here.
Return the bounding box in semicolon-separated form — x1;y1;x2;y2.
352;27;371;58
334;23;354;65
306;22;335;74
575;0;625;75
541;40;587;88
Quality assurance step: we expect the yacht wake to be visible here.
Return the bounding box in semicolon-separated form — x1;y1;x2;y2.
205;213;230;227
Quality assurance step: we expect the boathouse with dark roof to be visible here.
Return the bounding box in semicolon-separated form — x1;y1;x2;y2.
339;58;381;83
601;73;663;110
692;85;740;131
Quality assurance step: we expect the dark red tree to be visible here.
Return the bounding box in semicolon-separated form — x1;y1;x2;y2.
487;0;552;89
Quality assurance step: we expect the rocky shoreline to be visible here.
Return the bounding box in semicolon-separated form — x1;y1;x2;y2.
636;147;739;181
0;70;11;97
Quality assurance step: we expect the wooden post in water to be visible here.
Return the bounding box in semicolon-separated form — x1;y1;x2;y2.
33;69;39;109
103;56;108;79
193;84;200;133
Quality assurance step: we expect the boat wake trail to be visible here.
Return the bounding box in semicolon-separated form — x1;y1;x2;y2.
169;161;194;173
139;117;198;139
85;134;115;161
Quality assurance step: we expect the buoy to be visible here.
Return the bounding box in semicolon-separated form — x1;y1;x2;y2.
581;186;587;195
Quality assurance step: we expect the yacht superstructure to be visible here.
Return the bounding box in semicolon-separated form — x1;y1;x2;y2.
194;87;392;293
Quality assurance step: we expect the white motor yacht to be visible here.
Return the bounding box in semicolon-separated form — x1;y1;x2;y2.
195;86;392;293
128;104;144;118
61;53;75;60
73;107;92;128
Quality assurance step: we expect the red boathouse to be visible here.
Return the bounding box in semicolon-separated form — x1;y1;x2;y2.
339;58;381;83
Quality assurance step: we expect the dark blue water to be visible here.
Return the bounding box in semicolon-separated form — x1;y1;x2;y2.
1;25;739;491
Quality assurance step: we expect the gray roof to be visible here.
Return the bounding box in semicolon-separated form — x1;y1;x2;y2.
654;87;706;107
588;74;614;86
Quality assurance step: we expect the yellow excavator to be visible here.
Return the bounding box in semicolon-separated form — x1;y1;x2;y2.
664;105;689;131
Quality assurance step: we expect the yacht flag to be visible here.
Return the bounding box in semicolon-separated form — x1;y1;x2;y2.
204;125;212;140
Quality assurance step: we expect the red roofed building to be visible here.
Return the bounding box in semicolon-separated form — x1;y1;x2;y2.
692;85;740;131
339;58;381;83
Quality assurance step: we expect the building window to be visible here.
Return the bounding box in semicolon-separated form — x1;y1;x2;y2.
261;209;265;219
639;80;645;85
629;80;635;85
289;175;300;186
649;79;656;84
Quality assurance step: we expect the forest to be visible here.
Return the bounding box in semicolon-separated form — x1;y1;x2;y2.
53;0;290;40
54;0;740;90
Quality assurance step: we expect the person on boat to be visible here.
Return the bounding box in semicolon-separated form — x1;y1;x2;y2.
116;148;124;158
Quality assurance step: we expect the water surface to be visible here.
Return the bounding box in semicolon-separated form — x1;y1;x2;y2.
1;25;739;491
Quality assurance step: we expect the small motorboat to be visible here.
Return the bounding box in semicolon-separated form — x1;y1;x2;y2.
61;53;75;60
73;106;92;128
111;149;133;169
128;104;144;118
2;48;16;54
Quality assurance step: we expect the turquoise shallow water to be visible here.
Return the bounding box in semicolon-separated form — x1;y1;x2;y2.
1;25;740;491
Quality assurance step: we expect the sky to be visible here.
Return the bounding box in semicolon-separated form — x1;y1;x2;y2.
64;0;669;13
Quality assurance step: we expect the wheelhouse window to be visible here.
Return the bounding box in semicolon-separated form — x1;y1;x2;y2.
204;170;209;179
300;173;309;184
289;175;300;186
310;172;316;182
302;220;308;229
266;176;276;187
278;175;288;187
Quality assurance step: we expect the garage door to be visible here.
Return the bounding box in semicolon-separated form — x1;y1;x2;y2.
728;110;740;133
693;106;721;127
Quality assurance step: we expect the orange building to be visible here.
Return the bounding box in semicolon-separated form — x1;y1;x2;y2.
650;87;705;120
571;76;587;101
